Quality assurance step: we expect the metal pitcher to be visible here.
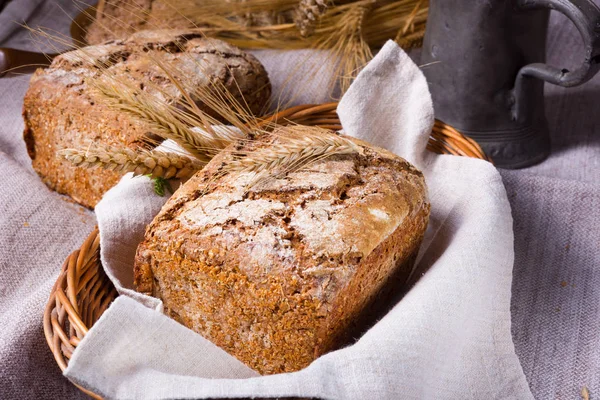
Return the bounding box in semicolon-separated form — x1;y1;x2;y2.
421;0;600;168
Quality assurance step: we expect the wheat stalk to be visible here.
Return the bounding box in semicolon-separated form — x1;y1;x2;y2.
75;0;427;98
164;0;426;96
59;144;204;179
315;1;373;93
166;0;428;49
91;77;248;163
89;60;361;188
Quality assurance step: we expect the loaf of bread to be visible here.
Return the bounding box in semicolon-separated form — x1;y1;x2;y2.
83;0;291;45
134;133;430;374
23;30;271;208
84;0;193;45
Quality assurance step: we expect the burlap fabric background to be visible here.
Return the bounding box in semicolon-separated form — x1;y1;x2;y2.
0;1;598;399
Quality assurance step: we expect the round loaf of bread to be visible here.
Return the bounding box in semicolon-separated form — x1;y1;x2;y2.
83;0;293;45
134;133;430;374
84;1;194;45
22;30;271;208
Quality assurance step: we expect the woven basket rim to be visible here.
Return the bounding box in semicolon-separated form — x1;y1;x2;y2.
42;102;489;399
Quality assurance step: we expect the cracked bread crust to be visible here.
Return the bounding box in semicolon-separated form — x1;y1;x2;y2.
134;134;430;374
22;30;271;208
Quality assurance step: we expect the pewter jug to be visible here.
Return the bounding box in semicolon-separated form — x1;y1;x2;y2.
421;0;600;168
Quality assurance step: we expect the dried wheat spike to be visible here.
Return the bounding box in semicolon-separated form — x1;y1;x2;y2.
224;127;362;188
59;145;205;180
396;31;424;50
295;0;329;37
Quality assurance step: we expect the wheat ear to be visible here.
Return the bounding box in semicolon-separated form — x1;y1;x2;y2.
295;0;329;37
223;126;362;187
59;144;204;179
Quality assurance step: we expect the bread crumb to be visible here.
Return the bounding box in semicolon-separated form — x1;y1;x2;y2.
581;386;589;400
561;281;568;287
23;222;29;227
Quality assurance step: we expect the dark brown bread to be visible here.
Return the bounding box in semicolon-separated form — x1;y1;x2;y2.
22;30;271;208
134;133;430;374
83;0;294;45
84;0;194;45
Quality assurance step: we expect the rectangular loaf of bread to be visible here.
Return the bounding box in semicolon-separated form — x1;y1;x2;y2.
134;133;430;374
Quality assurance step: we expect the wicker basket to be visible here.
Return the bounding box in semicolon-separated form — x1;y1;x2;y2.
43;103;489;399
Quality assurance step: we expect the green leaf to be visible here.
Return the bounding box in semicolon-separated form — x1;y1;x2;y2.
151;176;173;197
153;177;165;196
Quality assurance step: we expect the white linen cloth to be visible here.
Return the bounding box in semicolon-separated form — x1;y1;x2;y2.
62;41;533;399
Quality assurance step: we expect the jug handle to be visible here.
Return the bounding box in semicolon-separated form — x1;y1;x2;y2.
511;0;600;120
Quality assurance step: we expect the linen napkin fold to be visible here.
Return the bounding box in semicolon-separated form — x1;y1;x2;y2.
64;41;533;399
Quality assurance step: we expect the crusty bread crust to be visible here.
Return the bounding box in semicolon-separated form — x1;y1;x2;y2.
134;134;429;374
84;0;194;45
23;30;271;208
